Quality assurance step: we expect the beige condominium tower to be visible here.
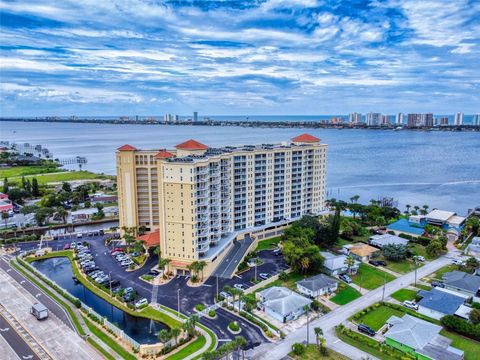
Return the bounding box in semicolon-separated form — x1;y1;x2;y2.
116;133;327;278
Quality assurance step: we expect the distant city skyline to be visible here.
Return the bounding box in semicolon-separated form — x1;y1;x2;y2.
1;1;479;115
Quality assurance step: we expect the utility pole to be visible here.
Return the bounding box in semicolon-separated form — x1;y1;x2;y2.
254;261;257;282
177;289;180;318
414;258;418;287
382;272;386;302
216;275;219;303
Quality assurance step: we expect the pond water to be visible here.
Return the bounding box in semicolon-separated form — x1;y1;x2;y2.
32;257;166;344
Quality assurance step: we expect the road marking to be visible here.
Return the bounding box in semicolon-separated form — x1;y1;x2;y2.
6;269;11;272
217;339;231;342
202;284;212;287
22;355;34;359
0;327;10;332
20;280;25;284
35;293;42;298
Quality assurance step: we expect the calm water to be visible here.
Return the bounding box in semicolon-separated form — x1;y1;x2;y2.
1;121;479;214
32;257;165;344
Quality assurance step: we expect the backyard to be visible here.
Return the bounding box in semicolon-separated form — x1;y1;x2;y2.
351;264;396;290
441;329;480;360
353;304;405;331
331;283;362;305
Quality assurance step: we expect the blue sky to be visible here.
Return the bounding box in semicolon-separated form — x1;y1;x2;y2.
1;0;479;116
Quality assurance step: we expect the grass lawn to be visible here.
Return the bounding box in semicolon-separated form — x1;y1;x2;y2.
0;165;62;178
31;171;113;185
429;265;460;280
255;271;306;292
87;338;116;360
331;284;362;305
289;344;349;360
256;236;281;251
83;316;136;360
384;259;417;274
355;305;405;331
441;330;480;360
390;289;418;302
351;264;396;290
414;283;432;291
166;335;206;360
409;243;438;260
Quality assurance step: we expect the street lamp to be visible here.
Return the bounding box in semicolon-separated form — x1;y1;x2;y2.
177;288;181;318
109;271;113;296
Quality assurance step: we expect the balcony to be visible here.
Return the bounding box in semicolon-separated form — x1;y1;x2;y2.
196;190;209;199
197;242;210;253
210;177;221;186
197;213;209;222
210;233;221;242
210;219;221;228
196;184;208;191
196;198;209;207
196;167;209;175
197;228;210;237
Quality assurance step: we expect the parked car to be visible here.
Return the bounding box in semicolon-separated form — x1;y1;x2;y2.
121;260;133;267
63;244;71;250
135;298;148;308
273;248;282;256
233;284;248;290
339;274;352;284
219;291;231;299
369;260;387;267
358;324;376;336
148;270;160;276
124;287;134;294
452;259;465;266
70;242;77;248
111;251;122;256
413;256;425;262
258;273;270;280
76;233;83;238
110;248;123;254
431;281;445;288
403;300;418;310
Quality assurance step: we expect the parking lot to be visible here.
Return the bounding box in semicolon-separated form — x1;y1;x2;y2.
14;233;282;347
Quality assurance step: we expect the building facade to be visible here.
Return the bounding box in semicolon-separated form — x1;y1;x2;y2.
116;134;327;277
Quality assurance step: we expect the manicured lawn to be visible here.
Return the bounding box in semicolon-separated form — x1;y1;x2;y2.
331;284;362;305
384;259;417;274
166;335;206;360
414;283;432;291
351;264;396;290
83;316;136;360
0;165;61;178
441;330;480;360
256;236;281;251
336;327;398;360
289;344;349;360
409;243;436;260
355;305;405;331
31;171;113;185
390;289;418;302
255;271;306;292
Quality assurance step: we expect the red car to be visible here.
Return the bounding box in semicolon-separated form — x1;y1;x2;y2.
110;248;123;254
63;243;71;250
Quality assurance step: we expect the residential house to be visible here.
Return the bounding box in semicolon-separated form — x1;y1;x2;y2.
320;251;359;276
0;192;13;214
345;243;380;262
257;286;312;323
385;314;464;360
296;274;338;298
369;234;409;248
465;237;480;257
417;287;466;320
425;209;465;228
442;270;480;298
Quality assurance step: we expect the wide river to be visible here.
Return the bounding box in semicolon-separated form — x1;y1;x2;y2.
1;121;479;214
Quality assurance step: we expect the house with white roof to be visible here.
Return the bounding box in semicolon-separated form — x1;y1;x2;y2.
385;314;464;360
425;209;465;228
296;274;338;298
257;286;312;323
369;234;409;248
320;251;359;276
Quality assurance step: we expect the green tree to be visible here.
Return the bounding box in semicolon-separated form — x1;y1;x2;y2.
31;177;40;196
382;244;408;261
2;177;8;194
170;327;181;346
426;240;443;258
55;206;68;223
61;182;72;192
465;257;479;272
158;329;171;343
2;211;9;228
344;255;356;274
34;207;53;226
469;308;480;324
197;260;207;281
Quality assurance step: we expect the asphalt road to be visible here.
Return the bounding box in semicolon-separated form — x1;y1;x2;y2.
251;250;460;360
0;313;40;360
0;258;75;332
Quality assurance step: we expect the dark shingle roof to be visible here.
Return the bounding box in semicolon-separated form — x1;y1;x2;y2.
296;274;337;292
443;270;480;293
417;288;465;315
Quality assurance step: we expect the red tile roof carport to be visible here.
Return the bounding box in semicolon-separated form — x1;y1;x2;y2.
175;139;208;150
291;133;320;143
136;230;160;247
117;144;137;151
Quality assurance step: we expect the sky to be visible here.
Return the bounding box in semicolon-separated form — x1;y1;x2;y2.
1;0;479;116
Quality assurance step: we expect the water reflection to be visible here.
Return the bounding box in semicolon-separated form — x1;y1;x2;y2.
32;257;165;344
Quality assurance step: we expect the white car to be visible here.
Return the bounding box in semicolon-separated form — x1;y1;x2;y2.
76;233;83;238
134;298;148;308
452;259;465;266
413;256;425;262
403;300;418;310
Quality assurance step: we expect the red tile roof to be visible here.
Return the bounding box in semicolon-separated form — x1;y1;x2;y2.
175;139;208;150
117;144;137;151
170;260;191;268
136;230;160;247
154;150;175;159
291;133;320;143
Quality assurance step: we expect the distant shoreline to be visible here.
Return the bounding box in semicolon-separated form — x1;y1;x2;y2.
1;118;479;132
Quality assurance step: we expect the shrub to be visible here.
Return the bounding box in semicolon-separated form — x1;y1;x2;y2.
208;309;216;318
291;343;305;356
398;233;413;240
228;321;240;332
195;303;206;312
416;236;431;246
278;271;289;281
441;315;480;340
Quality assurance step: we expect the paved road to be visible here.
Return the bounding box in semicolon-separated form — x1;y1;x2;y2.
0;258;75;332
213;237;253;278
251;252;458;359
0;313;40;360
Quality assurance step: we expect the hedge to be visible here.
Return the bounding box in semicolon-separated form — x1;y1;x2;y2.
441;315;480;341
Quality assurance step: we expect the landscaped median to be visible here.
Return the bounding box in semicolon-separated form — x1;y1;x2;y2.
21;250;217;359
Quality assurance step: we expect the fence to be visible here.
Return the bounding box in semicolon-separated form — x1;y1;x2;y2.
19;255;141;350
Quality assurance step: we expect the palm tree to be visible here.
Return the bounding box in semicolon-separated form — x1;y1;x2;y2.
314;327;323;351
300;257;310;274
164;258;172;275
223;285;233;305
234;336;248;360
344;255;356;275
56;207;68;223
421;204;429;215
231;288;243;312
197;260;207;281
170;327;181;346
2;211;9;229
158;329;171;343
405;204;411;214
350;195;360;204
